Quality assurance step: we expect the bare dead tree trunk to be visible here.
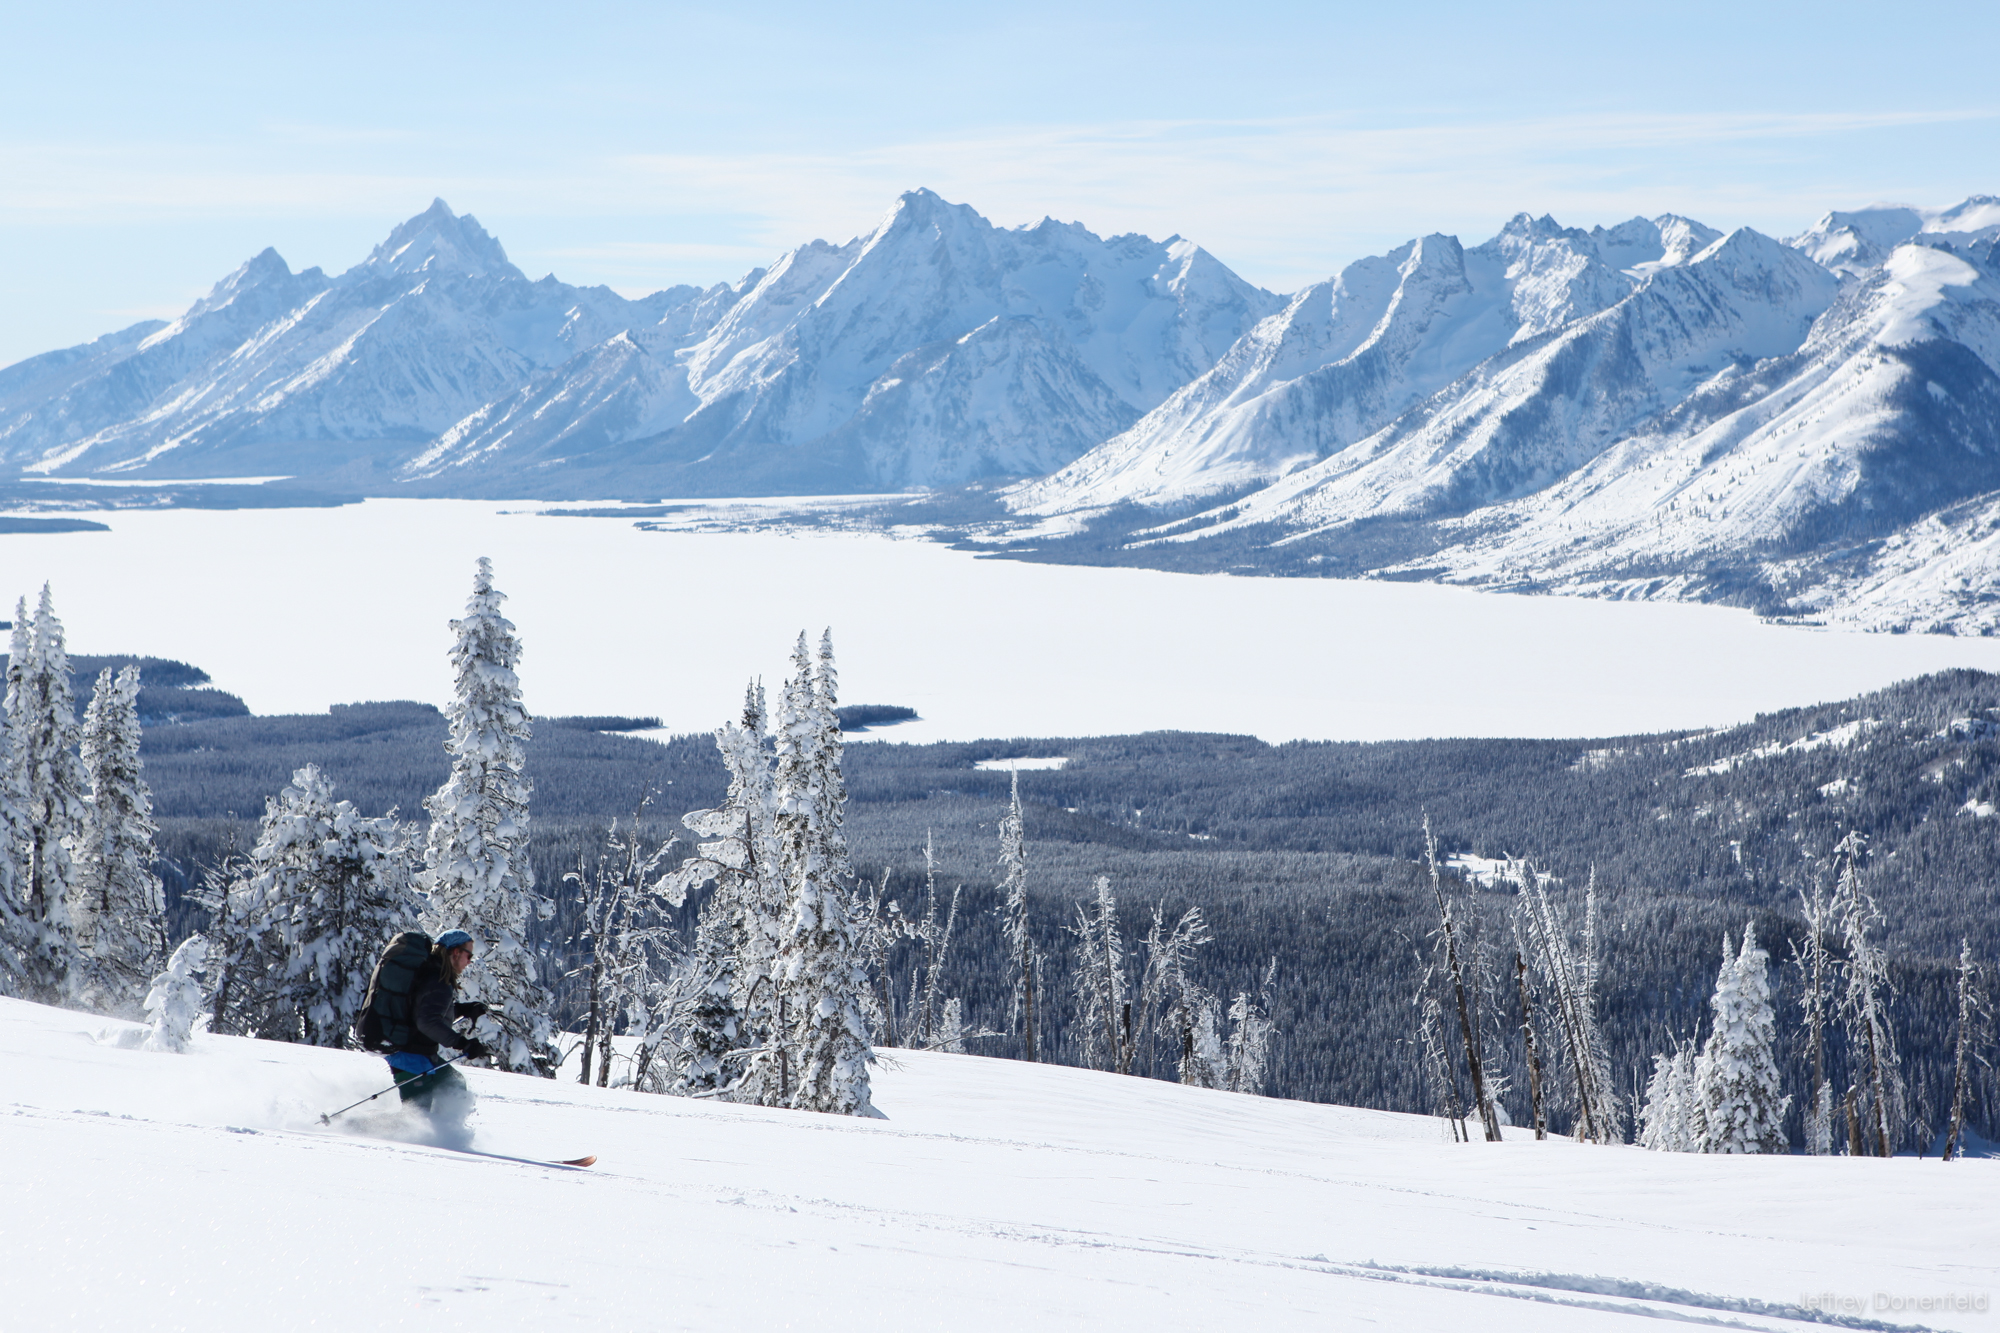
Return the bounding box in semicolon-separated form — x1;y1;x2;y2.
1022;952;1039;1063
1943;940;1981;1162
596;1001;614;1087
778;994;792;1104
1516;953;1547;1140
1859;986;1894;1158
1425;816;1500;1141
1797;878;1833;1154
579;952;600;1085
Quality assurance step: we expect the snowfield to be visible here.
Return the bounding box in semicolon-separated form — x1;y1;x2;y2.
11;499;2000;744
2;997;1992;1332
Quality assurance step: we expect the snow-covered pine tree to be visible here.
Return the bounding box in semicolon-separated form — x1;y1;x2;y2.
1830;834;1905;1156
143;933;210;1053
420;557;554;1076
0;658;33;998
5;588;87;1005
1070;875;1128;1073
938;997;966;1054
662;681;786;1101
773;631;875;1115
1942;939;1987;1162
1191;993;1226;1089
204;799;299;1039
1639;1036;1702;1151
287;782;422;1049
233;765;422;1045
1137;901;1216;1086
1672;1041;1705;1151
854;868;903;1046
187;825;279;1039
1224;958;1278;1096
72;665;166;1016
1794;868;1838;1156
1639;1052;1677;1150
567;810;681;1087
1696;924;1790;1154
995;770;1040;1063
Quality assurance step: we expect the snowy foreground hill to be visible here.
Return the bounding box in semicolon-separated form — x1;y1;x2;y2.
3;998;1992;1332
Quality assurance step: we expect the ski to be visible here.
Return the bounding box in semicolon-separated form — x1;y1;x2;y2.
441;1147;597;1170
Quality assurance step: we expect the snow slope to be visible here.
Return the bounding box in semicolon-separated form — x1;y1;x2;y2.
406;190;1281;496
3;996;1991;1331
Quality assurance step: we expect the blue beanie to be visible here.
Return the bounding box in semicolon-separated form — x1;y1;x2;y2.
437;930;475;951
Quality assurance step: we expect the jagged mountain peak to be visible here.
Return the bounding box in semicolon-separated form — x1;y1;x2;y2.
197;246;294;301
1682;226;1839;306
1654;215;1724;263
153;245;328;341
1932;195;2000;232
1495;211;1578;244
1788;197;2000;277
359;198;519;279
878;186;992;238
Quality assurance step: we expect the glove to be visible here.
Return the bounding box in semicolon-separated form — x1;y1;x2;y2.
454;1001;489;1019
460;1037;492;1060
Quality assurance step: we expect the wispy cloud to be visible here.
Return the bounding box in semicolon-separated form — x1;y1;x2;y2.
3;105;1994;296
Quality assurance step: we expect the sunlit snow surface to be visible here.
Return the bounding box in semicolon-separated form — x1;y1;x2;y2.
9;499;2000;741
1;998;1992;1331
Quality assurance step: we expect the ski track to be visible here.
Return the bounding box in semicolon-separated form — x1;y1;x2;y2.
26;1100;1926;1332
5;1088;1951;1333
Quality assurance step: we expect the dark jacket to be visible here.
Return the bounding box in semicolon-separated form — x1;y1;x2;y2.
406;960;472;1060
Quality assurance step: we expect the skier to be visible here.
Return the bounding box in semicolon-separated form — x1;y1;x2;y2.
386;929;491;1131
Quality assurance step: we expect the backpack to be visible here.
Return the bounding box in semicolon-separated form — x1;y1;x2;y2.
357;931;433;1051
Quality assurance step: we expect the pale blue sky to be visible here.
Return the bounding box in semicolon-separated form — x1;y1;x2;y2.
3;0;1993;366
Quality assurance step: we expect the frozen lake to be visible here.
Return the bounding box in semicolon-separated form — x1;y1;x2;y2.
7;497;2000;744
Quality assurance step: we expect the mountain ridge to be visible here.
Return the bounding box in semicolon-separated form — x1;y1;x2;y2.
10;190;2000;631
998;196;2000;634
0;191;1278;498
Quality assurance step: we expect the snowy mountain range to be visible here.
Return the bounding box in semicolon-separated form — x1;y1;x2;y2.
1009;197;2000;634
0;193;1278;495
7;191;2000;631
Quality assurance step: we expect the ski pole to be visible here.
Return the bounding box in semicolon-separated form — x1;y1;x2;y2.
320;1052;470;1125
